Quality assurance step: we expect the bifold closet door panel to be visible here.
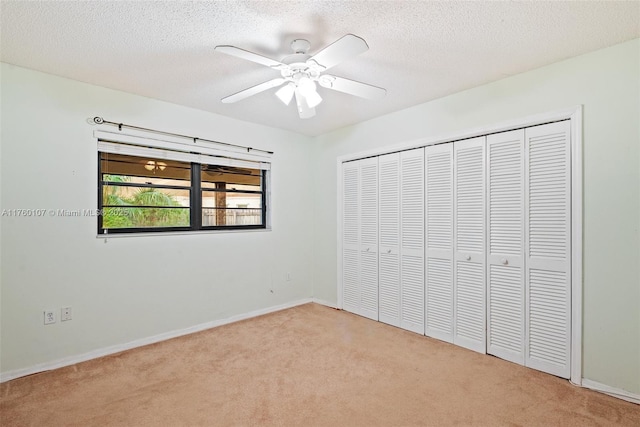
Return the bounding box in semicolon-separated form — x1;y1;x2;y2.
453;137;486;353
359;157;379;321
342;161;360;315
400;148;425;334
486;130;526;365
524;120;571;379
425;143;454;343
378;153;401;327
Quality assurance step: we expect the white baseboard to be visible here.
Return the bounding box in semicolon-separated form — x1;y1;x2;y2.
0;298;312;383
311;298;338;309
581;379;640;404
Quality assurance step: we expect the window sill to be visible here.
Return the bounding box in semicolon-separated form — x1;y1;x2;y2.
96;227;272;239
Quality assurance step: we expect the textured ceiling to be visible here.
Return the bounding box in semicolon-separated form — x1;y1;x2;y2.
1;1;639;136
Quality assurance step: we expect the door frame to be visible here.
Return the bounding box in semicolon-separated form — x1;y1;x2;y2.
336;105;582;386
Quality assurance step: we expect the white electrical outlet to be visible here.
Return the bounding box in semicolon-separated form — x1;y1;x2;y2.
44;310;56;325
61;307;72;322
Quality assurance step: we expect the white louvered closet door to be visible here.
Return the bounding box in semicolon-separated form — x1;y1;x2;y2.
378;153;401;327
359;157;379;321
453;137;486;353
524;121;571;379
400;148;425;334
487;130;526;365
342;161;360;315
424;144;454;343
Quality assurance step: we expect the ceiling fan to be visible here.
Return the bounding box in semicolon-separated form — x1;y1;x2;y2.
214;34;386;119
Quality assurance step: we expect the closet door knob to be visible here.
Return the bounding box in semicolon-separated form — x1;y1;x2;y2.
501;258;508;265
465;255;471;261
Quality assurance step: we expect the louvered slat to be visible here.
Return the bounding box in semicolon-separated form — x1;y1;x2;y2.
426;257;453;336
379;252;400;323
342;248;359;309
488;265;524;362
360;250;378;319
359;158;379;320
360;163;378;247
487;130;525;365
525;121;571;379
379;154;400;248
455;146;484;253
425;144;453;342
401;152;424;250
401;255;424;333
453;137;485;353
400;148;424;334
489;139;523;255
343;167;359;246
426;150;452;251
342;162;360;314
455;262;485;343
528;132;569;260
529;269;569;367
378;153;400;327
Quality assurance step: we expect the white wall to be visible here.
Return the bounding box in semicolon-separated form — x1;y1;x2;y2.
313;39;640;394
0;63;315;375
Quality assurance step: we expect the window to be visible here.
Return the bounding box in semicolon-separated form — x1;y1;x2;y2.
201;164;265;227
98;152;267;234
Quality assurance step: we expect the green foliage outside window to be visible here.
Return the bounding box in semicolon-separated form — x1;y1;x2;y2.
102;175;189;229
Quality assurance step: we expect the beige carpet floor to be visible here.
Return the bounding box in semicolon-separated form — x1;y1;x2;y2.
1;303;638;426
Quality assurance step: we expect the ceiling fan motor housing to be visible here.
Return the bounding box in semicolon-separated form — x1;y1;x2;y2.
280;57;322;84
290;39;311;54
279;39;327;84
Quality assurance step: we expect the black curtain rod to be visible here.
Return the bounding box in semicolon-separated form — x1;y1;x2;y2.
92;117;274;155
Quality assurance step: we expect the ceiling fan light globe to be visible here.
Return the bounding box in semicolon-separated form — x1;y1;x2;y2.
304;89;323;108
297;76;316;97
275;83;295;105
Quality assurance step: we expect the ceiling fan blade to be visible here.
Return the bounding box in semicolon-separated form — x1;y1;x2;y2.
295;90;316;119
221;78;286;103
319;75;386;100
308;34;369;71
214;45;285;68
